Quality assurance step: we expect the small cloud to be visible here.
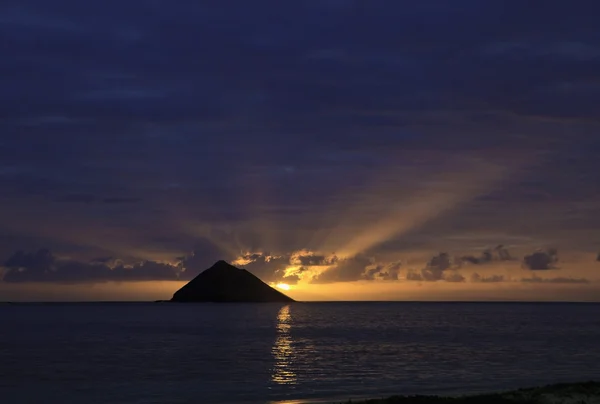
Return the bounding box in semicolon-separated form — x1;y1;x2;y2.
405;252;463;282
420;252;452;281
471;273;505;283
362;261;402;281
521;275;590;284
460;245;513;265
312;254;374;283
90;256;113;264
290;250;337;266
523;248;559;270
428;252;452;271
444;271;465;282
406;269;423;281
281;274;300;285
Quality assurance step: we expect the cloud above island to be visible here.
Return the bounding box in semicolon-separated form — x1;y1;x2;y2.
2;245;597;290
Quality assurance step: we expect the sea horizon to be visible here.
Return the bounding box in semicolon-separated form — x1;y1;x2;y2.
3;300;600;304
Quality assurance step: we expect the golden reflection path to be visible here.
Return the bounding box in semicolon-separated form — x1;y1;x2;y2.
271;305;296;385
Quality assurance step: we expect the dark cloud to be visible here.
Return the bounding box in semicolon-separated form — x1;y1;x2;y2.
313;254;373;283
229;250;403;284
2;236;231;283
421;252;453;281
235;254;291;283
2;249;180;283
471;273;505;283
405;252;464;282
0;244;594;288
294;254;334;267
443;272;466;283
521;276;590;284
406;270;424;282
2;2;598;152
375;271;398;281
523;248;559;270
460;245;513;265
362;261;402;281
90;256;112;264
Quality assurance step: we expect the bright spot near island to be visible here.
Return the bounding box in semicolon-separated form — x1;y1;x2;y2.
276;283;291;291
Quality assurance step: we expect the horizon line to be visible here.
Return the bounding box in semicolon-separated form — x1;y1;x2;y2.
2;300;600;304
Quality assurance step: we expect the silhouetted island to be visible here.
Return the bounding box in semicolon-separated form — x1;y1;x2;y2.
170;260;295;303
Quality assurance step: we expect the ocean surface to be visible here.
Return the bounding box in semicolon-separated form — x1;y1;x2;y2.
1;302;599;404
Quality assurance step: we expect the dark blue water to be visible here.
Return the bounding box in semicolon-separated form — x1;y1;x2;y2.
1;302;599;404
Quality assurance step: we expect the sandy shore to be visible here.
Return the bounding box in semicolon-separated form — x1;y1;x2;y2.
328;381;600;404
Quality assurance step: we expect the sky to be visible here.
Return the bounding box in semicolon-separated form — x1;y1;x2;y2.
1;1;599;301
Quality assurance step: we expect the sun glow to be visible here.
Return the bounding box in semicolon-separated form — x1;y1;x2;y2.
276;283;291;291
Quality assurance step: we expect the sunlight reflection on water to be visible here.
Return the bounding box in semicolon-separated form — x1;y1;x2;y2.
272;305;297;385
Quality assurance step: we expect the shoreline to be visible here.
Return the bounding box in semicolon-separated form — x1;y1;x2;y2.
318;381;600;404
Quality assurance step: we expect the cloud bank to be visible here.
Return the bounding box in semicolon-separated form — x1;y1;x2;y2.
4;244;593;287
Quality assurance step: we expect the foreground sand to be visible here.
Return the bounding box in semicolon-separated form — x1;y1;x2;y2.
335;382;600;404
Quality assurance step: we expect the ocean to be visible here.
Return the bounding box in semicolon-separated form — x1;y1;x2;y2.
1;302;599;404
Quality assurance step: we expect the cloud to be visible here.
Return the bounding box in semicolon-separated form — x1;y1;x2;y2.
239;246;539;285
421;252;452;281
2;249;181;283
521;275;590;284
232;252;292;283
406;270;424;282
460;245;513;265
1;247;363;284
523;248;559;270
231;249;339;284
228;249;405;284
471;273;505;283
2;236;229;283
290;250;336;267
404;252;464;282
362;261;402;281
90;256;113;264
443;272;466;283
312;254;372;283
2;243;596;289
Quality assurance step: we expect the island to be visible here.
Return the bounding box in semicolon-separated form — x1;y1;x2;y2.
170;260;295;303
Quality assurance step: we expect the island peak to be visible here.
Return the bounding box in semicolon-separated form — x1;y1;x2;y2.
170;260;294;303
